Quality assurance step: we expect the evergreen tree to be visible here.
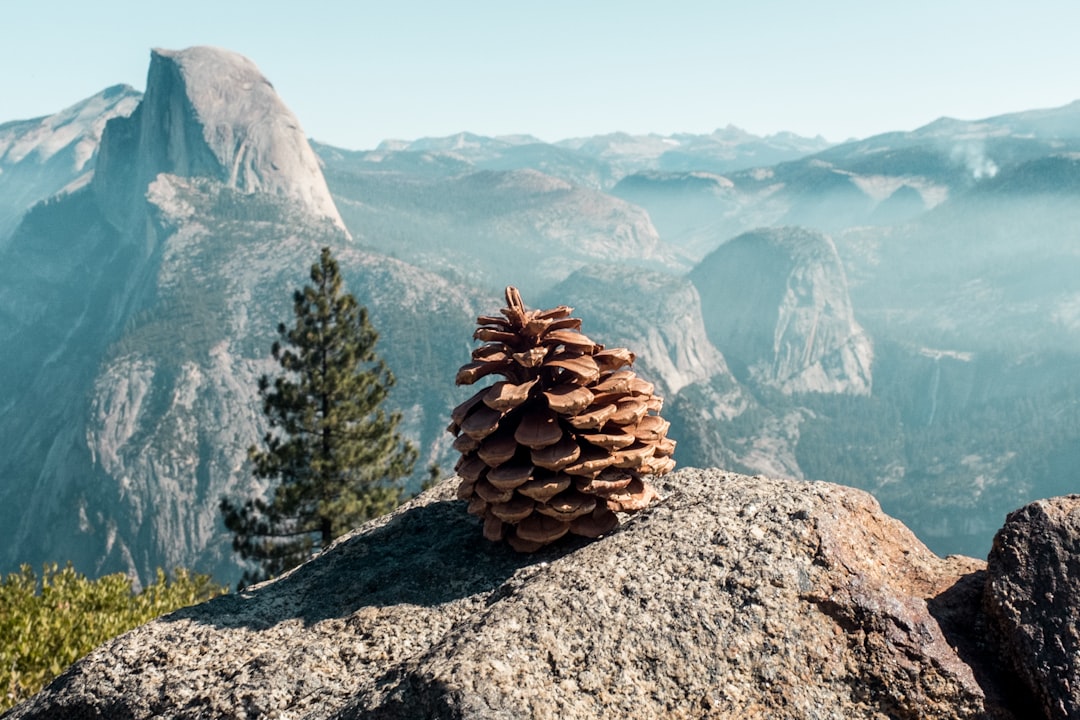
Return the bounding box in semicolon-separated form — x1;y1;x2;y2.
221;247;416;586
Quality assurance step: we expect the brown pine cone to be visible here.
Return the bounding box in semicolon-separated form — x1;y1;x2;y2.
449;287;675;551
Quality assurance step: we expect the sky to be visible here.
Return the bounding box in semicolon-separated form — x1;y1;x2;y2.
3;1;1080;151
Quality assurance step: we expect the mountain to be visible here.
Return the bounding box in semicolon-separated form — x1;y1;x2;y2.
658;115;1080;555
0;85;140;242
0;47;481;586
377;131;544;160
820;100;1080;169
350;126;831;191
322;161;690;296
690;226;873;396
555;126;832;178
613;100;1080;259
312;128;832;269
91;47;345;232
4;47;1080;587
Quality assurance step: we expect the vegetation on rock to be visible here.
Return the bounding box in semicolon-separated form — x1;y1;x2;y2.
221;247;416;586
0;563;224;712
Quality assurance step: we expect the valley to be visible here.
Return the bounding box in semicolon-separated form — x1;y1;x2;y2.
1;46;1077;585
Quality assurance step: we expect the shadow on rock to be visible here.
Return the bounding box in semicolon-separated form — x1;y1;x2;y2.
164;499;573;629
331;676;519;720
927;569;1041;720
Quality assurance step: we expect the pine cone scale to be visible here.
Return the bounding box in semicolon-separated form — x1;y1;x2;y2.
459;405;504;440
484;379;537;411
477;429;519;467
564;405;618;430
487;462;534;490
530;435;582;471
542;384;594;414
513;408;563;449
517;475;572;502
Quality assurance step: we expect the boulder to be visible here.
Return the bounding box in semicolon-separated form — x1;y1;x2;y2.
7;469;1024;719
985;495;1080;720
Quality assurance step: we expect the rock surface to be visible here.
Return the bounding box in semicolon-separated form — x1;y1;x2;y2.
691;226;874;396
985;495;1080;720
92;46;344;231
8;469;1023;719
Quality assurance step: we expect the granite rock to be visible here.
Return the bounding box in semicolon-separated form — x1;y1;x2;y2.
985;495;1080;720
7;469;1025;719
92;46;345;232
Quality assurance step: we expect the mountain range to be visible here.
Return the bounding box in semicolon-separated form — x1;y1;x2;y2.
1;45;1078;586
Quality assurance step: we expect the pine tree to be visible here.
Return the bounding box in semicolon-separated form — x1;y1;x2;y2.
221;247;416;586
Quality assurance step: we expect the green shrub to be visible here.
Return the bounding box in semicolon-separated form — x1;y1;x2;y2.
0;563;226;711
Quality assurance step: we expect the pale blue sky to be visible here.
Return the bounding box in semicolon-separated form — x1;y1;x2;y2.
3;1;1079;150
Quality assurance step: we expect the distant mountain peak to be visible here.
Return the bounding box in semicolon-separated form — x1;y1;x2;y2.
0;84;140;171
92;46;345;231
708;124;756;141
882;99;1080;146
0;84;142;241
385;132;544;159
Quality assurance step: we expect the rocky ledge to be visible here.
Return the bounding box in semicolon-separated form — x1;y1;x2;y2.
6;469;1075;719
985;496;1080;720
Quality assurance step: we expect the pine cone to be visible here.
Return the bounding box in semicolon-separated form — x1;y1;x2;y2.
449;287;676;551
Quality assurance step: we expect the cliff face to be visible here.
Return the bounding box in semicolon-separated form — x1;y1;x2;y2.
92;46;344;231
691;227;873;395
6;469;1035;720
11;172;475;583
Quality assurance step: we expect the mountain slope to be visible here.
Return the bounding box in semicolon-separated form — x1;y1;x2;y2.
0;85;140;242
324;163;690;295
0;48;479;586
